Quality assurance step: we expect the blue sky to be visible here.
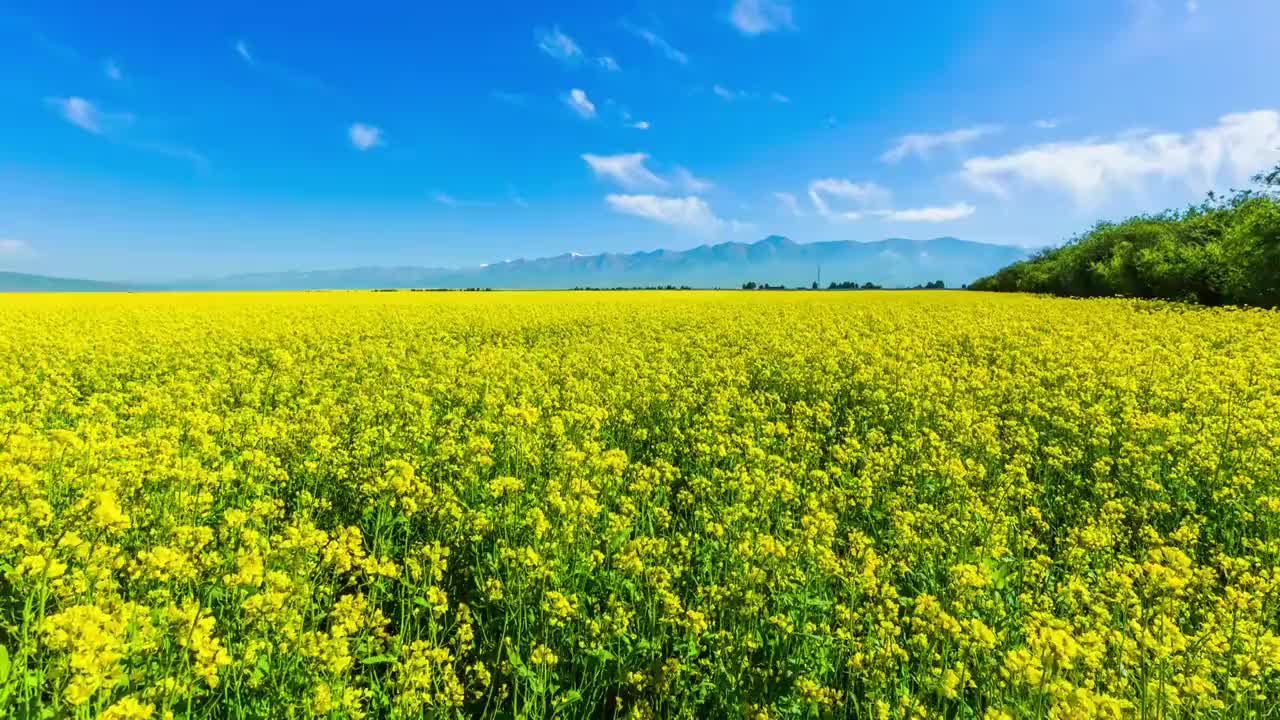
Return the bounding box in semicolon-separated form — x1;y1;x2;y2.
1;0;1278;281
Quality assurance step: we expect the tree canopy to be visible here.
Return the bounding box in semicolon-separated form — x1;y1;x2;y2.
970;164;1280;307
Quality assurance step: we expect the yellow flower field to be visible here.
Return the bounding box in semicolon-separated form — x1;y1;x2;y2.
1;290;1278;719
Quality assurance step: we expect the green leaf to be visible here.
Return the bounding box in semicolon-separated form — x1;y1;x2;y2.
362;655;396;665
0;644;10;684
504;645;527;672
554;690;583;709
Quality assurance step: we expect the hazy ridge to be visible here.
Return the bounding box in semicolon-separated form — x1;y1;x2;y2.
2;236;1028;291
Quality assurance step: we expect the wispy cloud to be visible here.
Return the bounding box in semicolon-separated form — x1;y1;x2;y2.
623;22;689;64
48;96;132;135
233;39;330;92
730;0;796;36
605;194;730;233
963;110;1280;206
774;191;805;217
713;84;749;101
713;85;789;103
0;238;30;255
103;59;122;81
431;191;513;209
582;153;714;193
619;110;650;129
46;97;205;169
1034;119;1059;129
51;96;104;134
873;203;976;222
536;26;583;63
536;26;619;72
582;153;668;190
882;124;1003;163
673;167;714;193
564;89;597;119
134;142;210;171
808;178;892;221
349;123;384;150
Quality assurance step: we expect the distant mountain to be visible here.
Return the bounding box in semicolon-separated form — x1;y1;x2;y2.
176;237;1028;290
0;271;133;293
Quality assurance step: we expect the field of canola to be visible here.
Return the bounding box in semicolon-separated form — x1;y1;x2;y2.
1;290;1279;720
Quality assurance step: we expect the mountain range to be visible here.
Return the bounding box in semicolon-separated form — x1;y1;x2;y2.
1;236;1028;292
0;271;133;293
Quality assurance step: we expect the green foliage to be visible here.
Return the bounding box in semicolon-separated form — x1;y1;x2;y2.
971;164;1280;306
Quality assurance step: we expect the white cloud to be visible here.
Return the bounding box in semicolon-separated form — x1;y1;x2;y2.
713;84;748;101
874;203;976;222
53;96;103;133
714;86;789;103
582;153;668;190
730;0;795;35
673;167;714;193
582;154;715;193
433;192;458;206
49;96;132;135
536;26;582;63
598;56;620;72
620;110;649;129
104;59;122;81
605;194;727;232
774;191;805;217
1034;119;1059;129
0;238;29;254
882;124;1003;163
564;89;597;119
46;98;204;167
349;122;384;150
807;178;892;221
230;40;330;93
962;110;1280;206
623;23;689;64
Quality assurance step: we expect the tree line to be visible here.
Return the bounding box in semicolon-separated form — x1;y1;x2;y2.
741;280;946;290
970;164;1280;307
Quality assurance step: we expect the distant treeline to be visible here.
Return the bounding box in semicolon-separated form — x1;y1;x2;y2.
827;280;947;290
372;287;494;292
971;164;1280;307
740;280;946;290
571;285;696;291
